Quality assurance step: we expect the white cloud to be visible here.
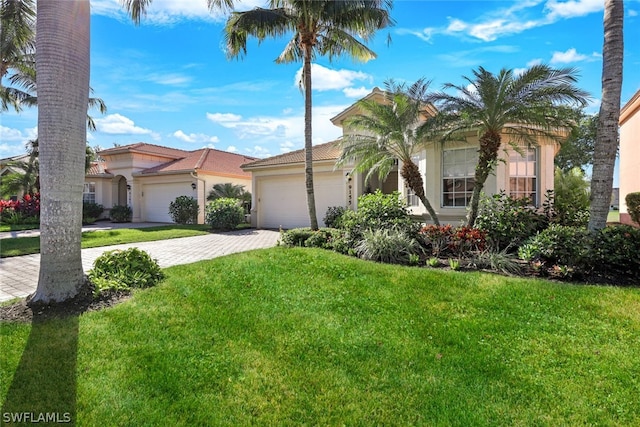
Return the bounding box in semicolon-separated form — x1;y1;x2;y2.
91;0;266;24
280;141;296;153
629;9;638;17
206;104;345;149
94;113;155;136
146;73;192;86
206;112;243;125
343;86;372;98
173;130;219;143
0;126;25;142
401;0;604;43
544;0;604;20
550;48;600;64
226;145;238;153
294;64;372;92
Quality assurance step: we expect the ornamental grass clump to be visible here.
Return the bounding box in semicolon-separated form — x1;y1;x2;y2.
88;247;165;297
355;228;422;265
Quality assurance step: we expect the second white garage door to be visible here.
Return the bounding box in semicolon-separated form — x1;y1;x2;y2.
257;172;345;229
142;182;192;223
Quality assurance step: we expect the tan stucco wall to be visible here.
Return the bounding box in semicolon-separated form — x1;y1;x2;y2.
403;134;558;225
619;90;640;225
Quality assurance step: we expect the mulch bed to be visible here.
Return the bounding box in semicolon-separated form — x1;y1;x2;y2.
0;282;131;323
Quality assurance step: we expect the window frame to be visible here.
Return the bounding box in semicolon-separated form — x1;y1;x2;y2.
441;147;478;208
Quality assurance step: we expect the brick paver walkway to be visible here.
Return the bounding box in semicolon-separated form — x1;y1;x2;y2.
0;229;280;302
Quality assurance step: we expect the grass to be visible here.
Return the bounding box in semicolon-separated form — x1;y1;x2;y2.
0;223;39;232
0;224;212;257
2;247;640;425
608;210;621;223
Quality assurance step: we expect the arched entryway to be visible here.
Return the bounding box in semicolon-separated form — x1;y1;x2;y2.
112;175;128;206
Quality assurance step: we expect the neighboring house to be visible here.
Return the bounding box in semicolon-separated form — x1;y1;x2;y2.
243;88;559;229
0;154;30;200
85;143;256;223
619;89;640;226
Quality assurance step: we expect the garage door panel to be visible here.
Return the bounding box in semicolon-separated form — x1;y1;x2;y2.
258;173;344;229
143;182;191;223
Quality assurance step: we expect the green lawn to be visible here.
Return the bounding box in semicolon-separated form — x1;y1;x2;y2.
0;224;212;257
2;248;639;425
0;223;39;232
608;210;621;223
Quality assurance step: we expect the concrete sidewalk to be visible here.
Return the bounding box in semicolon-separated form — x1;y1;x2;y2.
0;229;280;302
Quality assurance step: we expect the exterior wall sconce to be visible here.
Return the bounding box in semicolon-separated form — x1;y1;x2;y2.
191;182;197;190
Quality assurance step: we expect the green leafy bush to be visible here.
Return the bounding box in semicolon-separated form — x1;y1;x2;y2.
280;228;343;250
626;192;640;225
355;228;422;265
169;195;199;224
476;191;547;251
518;225;591;270
205;198;244;230
110;205;132;223
589;225;640;277
323;206;346;228
88;247;164;296
83;202;104;223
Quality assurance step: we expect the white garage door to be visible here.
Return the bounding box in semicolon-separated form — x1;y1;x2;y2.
143;182;192;223
258;172;344;229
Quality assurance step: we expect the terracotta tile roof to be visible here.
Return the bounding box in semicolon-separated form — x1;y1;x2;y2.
98;142;188;159
241;140;342;170
86;161;112;176
139;148;257;178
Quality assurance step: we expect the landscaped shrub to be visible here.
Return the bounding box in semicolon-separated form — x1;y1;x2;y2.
88;247;165;296
468;249;523;275
626;192;640;225
323;206;346;228
110;204;132;222
518;225;591;271
589;225;640;277
17;193;40;219
0;194;40;223
205;198;244;230
355;228;422;265
551;167;590;227
280;228;343;250
169;195;199;224
83;202;104;223
418;225;486;258
475;191;547;251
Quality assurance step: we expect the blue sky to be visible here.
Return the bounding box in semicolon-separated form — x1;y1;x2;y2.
2;0;639;167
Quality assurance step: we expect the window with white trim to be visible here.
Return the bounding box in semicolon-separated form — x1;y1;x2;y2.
508;147;538;205
442;148;477;207
406;156;420;207
83;182;96;204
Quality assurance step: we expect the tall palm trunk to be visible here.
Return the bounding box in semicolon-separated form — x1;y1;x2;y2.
302;42;318;230
401;161;440;225
589;0;624;231
30;0;90;303
467;130;501;227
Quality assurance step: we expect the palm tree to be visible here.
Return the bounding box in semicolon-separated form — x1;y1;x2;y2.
588;0;624;231
0;139;39;197
429;65;589;228
30;0;235;304
224;0;393;230
207;182;250;201
336;79;440;225
0;0;35;111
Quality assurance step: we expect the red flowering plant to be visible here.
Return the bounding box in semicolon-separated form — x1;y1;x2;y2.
18;193;40;218
419;224;486;258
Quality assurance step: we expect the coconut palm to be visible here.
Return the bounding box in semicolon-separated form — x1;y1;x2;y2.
30;0;236;304
429;65;589;228
0;139;39;197
589;0;624;231
336;78;440;225
224;0;393;230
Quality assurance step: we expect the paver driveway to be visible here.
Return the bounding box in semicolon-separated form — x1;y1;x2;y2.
0;229;280;302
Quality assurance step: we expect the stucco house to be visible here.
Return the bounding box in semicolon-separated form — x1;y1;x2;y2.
243;87;560;229
619;89;640;226
85;143;256;223
0;153;31;200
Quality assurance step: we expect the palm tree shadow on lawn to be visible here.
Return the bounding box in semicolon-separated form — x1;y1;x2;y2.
2;313;79;425
1;286;130;425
